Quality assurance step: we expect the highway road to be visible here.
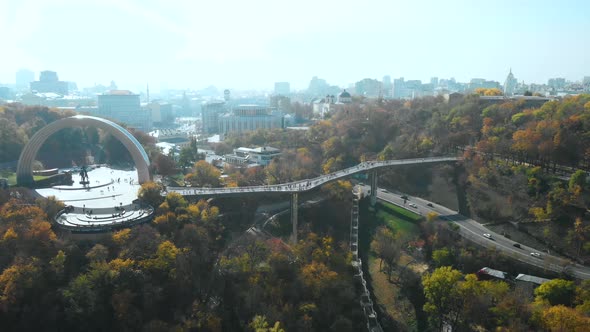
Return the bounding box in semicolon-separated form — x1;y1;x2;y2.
365;186;590;280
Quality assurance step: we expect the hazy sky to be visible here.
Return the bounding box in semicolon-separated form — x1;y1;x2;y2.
1;0;589;91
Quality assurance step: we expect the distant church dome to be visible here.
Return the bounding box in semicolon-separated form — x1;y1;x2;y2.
337;89;352;104
339;89;351;98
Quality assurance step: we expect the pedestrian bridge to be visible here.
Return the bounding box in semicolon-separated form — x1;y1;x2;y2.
166;156;460;197
166;156;461;242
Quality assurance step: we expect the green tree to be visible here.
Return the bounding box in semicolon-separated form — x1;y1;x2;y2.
0;118;27;162
86;244;109;262
35;196;65;219
152;153;176;176
141;240;180;278
0;258;42;307
160;192;188;212
569;170;587;192
370;226;401;279
185;160;221;187
458;274;509;328
575;280;590;315
62;274;100;330
378;144;395;161
321;180;352;201
535;279;576;306
422;266;463;331
541;305;590;332
49;250;67;277
249;315;285;332
137;181;164;207
178;137;200;168
300;261;338;299
432;248;453;267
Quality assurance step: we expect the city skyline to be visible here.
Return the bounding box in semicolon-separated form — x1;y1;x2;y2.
1;0;589;90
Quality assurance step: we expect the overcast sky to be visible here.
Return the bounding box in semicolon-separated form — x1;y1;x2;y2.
1;0;589;91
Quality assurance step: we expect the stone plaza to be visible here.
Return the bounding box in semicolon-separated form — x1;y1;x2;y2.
37;166;153;231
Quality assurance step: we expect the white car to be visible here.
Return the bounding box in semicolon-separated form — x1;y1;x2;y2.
483;233;492;239
530;252;542;258
409;203;418;208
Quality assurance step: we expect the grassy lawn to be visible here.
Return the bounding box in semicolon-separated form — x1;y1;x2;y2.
368;255;418;331
2;172;49;186
360;200;428;330
379;201;422;222
375;201;421;237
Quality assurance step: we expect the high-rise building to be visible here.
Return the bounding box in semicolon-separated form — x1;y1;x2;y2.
547;78;566;90
147;101;174;126
274;82;290;95
430;77;439;87
503;68;517;96
15;69;35;90
382;75;392;97
392;78;405;99
405;80;423;98
307;76;329;96
0;87;12;100
98;90;151;131
30;70;69;95
354;78;382;97
583;76;590;92
201;101;225;135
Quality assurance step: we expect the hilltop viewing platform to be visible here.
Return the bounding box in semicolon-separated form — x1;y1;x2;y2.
35;167;155;232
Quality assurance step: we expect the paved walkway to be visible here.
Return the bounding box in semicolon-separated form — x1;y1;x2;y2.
36;167;141;209
35;166;153;232
167;156;460;196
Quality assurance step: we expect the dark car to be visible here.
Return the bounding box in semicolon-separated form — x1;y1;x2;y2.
513;243;521;248
426;203;433;207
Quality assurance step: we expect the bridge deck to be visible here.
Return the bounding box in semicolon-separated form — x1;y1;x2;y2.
167;156;460;197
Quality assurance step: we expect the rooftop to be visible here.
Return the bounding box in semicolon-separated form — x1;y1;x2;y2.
479;95;554;101
105;90;136;96
477;267;507;279
235;146;280;154
515;274;551;285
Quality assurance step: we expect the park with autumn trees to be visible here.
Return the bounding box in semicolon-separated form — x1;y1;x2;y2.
0;93;590;331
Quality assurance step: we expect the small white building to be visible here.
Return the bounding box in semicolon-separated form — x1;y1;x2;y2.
224;146;281;167
149;129;192;149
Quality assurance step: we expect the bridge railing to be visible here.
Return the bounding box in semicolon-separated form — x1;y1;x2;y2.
54;205;155;233
350;186;384;332
166;156;460;195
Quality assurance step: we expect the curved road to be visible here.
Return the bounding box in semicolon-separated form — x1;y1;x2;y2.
165;155;590;279
374;189;590;280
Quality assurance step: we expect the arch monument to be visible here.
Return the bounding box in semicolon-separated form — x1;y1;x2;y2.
17;115;150;187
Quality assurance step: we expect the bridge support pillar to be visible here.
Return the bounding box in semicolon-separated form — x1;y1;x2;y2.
291;192;298;243
369;171;378;206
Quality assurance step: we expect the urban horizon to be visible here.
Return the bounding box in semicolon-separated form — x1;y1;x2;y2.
2;0;589;91
3;67;589;95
